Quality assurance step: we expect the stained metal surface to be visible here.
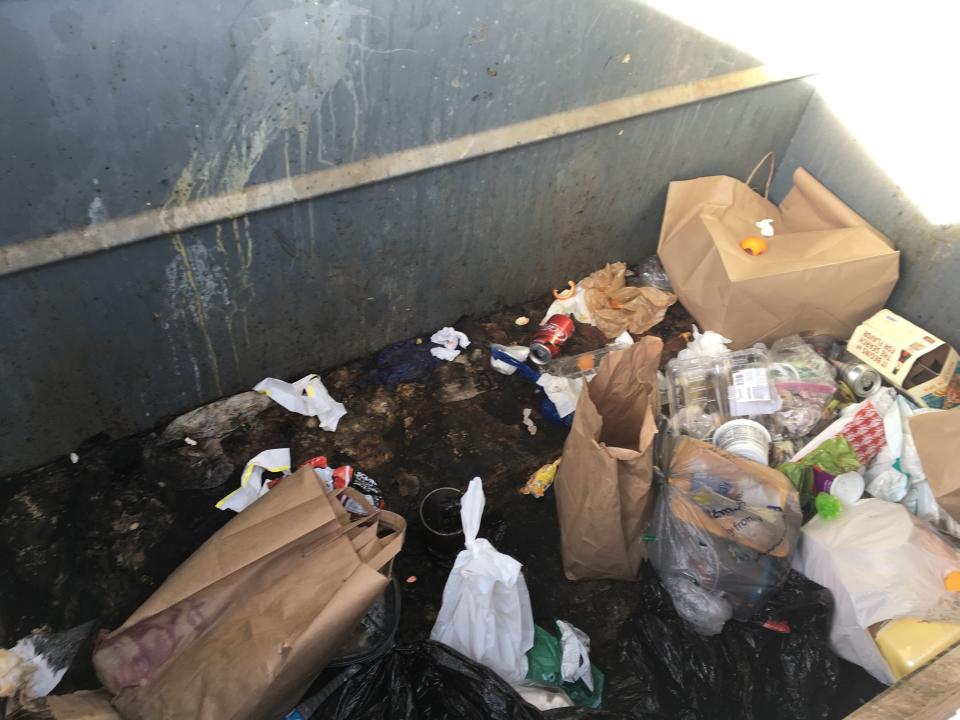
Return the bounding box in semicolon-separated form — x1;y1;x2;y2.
0;0;814;474
770;91;960;349
0;65;811;277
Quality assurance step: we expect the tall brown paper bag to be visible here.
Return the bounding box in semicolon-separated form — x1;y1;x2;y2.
658;155;899;348
554;337;662;580
91;467;405;720
909;407;960;521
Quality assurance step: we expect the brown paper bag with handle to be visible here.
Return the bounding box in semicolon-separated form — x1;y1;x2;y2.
91;467;405;720
554;337;662;580
658;153;899;348
909;407;960;520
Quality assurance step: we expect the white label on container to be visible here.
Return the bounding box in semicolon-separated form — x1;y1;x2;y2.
728;368;771;412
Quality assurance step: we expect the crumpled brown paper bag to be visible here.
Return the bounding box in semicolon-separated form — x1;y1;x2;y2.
579;262;676;338
658;164;899;348
909;407;960;521
554;337;662;580
92;467;405;720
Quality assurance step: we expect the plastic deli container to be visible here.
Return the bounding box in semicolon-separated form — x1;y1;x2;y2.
713;419;772;465
665;348;780;440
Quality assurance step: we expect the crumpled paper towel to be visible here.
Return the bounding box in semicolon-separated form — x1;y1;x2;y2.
537;374;583;419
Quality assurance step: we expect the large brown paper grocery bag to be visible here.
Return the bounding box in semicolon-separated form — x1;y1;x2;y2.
658;157;899;348
91;467;405;720
17;691;122;719
909;407;960;520
554;337;662;580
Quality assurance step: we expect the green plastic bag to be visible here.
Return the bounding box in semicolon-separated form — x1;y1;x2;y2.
525;623;604;708
778;436;860;510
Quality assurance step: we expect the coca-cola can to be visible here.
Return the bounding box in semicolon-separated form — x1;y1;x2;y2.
530;314;575;365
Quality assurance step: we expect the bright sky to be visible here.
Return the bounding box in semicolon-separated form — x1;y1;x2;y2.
642;1;960;224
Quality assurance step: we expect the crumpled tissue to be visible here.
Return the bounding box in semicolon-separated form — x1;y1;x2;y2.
677;325;732;360
537;374;583;419
431;327;471;361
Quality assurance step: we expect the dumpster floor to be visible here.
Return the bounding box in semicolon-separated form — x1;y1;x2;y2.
0;300;885;717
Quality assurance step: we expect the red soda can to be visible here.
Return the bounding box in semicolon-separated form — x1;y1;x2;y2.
530;314;575;365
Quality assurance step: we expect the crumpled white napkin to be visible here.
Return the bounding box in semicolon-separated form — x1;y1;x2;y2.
431;327;470;361
537;374;583;418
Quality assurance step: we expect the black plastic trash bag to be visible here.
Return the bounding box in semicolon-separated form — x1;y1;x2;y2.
617;564;838;720
331;641;544;720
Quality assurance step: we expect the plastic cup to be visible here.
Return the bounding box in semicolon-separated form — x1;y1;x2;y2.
419;487;464;562
815;470;865;506
712;419;771;465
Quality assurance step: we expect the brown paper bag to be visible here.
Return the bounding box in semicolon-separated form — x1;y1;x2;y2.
658;154;899;348
14;691;122;720
909;407;960;520
91;467;405;720
579;262;676;338
554;337;662;580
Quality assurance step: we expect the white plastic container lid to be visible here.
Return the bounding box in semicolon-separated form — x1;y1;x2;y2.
830;471;865;506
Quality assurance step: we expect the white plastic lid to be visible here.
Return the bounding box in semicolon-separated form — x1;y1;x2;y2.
830;471;865;505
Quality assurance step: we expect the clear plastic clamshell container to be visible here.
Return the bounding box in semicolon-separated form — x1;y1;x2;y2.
664;348;780;440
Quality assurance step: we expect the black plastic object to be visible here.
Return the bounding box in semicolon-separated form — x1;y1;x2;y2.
330;576;401;667
617;564;838;720
544;711;635;720
331;641;544;720
419;487;464;562
370;339;441;389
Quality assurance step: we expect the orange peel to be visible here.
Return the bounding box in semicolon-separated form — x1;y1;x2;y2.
553;281;576;300
740;236;768;256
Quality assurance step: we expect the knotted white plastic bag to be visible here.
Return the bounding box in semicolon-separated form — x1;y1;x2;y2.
430;478;535;682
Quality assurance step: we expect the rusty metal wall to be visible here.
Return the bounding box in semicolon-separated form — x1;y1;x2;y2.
0;0;814;474
770;91;960;349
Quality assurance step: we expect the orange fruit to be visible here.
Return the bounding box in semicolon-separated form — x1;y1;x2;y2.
740;236;768;256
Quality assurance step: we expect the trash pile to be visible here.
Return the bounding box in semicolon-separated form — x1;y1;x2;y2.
5;156;960;720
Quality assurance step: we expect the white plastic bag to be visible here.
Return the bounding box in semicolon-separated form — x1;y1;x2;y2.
254;374;346;431
541;286;592;325
430;478;535;682
215;448;291;512
793;498;960;684
677;325;731;360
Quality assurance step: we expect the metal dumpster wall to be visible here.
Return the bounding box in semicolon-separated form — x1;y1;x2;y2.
771;91;960;349
0;0;813;475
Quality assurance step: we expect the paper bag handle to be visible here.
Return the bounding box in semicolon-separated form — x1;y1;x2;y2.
364;510;407;574
745;152;776;199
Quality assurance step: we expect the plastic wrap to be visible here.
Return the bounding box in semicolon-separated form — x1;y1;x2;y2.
331;641;543;720
665;349;780;440
647;438;801;632
618;564;838;720
793;498;960;684
769;336;837;438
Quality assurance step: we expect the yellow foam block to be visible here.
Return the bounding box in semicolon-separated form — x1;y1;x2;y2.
876;618;960;681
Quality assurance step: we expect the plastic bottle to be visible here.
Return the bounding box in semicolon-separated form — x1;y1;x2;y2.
542;343;631;379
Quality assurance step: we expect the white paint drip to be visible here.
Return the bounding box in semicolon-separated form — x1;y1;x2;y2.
87;195;108;225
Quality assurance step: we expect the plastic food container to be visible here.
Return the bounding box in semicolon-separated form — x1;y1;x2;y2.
665;348;780;439
713;419;772;465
